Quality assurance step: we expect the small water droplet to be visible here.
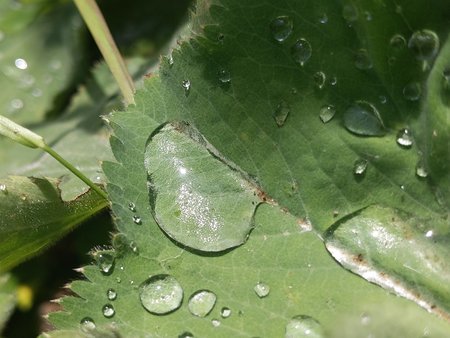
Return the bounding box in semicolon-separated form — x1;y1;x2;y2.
115;277;121;283
179;332;194;338
182;80;191;95
168;54;174;67
343;101;385;136
211;319;221;327
408;29;440;61
319;13;328;24
425;230;433;238
329;76;337;86
390;34;406;49
130;241;139;254
416;160;428;178
102;304;115;318
128;202;136;212
132;215;142;224
379;95;387;104
291;39;312;66
31;88;42;97
14;58;28;70
353;159;368;175
10;98;24;111
218;68;231;84
188;290;217;317
254;282;270;298
396;128;413;148
313;71;326;89
80;317;96;332
402;82;421;101
354;49;373;70
342;4;358;24
139;274;183;315
220;307;231;318
107;288;117;301
94;252;115;275
273;101;290;127
0;183;7;193
270;16;293;43
285;315;324;338
319;104;336;123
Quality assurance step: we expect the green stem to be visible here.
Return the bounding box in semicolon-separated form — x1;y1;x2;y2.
74;0;135;105
43;145;108;200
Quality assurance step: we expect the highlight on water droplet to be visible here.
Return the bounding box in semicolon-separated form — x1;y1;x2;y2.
285;315;324;338
139;274;183;315
93;251;115;275
354;49;373;70
390;34;406;49
343;100;385;136
273;100;290;127
107;288;117;301
396;128;413;148
14;58;28;70
188;290;217;317
402;82;421;101
291;38;312;66
408;29;440;61
132;215;142;225
270;16;293;43
353;159;368;175
319;104;336;123
254;282;270;298
80;317;96;332
218;68;231;84
102;304;115;318
313;71;326;89
220;307;231;318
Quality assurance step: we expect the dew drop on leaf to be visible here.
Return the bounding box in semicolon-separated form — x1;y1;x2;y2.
182;80;191;95
107;288;117;301
254;282;270;298
390;34;406;49
416;160;428;178
354;49;373;70
319;104;336;123
102;304;115;318
273;100;290;127
313;71;326;89
402;82;421;101
318;13;328;24
291;38;312;66
396;128;413;148
188;290;217;317
353;159;368;175
285;315;324;338
80;317;96;332
130;241;139;254
93;251;115;275
343;101;385;136
329;76;337;86
128;202;136;212
218;68;231;84
408;29;440;61
211;319;221;327
14;58;28;70
220;307;231;318
139;274;183;315
270;16;293;43
179;332;194;338
132;215;142;224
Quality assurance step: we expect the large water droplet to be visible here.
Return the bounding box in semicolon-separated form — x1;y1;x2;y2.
285;315;324;338
270;16;293;43
291;39;312;66
390;34;406;49
102;304;115;318
182;80;191;95
218;68;231;84
396;128;413;148
273;101;290;127
93;251;115;275
139;274;183;315
107;288;117;301
80;317;96;332
319;104;336;123
402;82;421;101
353;159;368;175
343;101;385;136
221;307;231;318
342;4;358;24
313;71;326;89
14;58;28;70
188;290;217;317
254;282;270;298
408;30;440;61
354;49;373;70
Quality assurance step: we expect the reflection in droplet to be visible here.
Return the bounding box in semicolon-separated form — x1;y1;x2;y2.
102;304;115;318
139;274;183;315
319;105;336;123
354;49;373;70
291;39;312;66
94;252;115;275
254;282;270;298
343;101;385;136
396;128;413;148
273;101;290;127
353;159;368;175
313;71;326;89
270;16;293;43
408;29;440;61
188;290;217;317
128;202;136;212
402;82;421;101
14;58;28;70
285;315;324;338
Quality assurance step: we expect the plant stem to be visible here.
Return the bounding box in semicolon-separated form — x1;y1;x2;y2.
74;0;135;105
43;145;108;200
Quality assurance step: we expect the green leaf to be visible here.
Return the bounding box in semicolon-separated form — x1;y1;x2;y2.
0;176;108;272
0;1;88;124
50;0;450;336
0;274;16;331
